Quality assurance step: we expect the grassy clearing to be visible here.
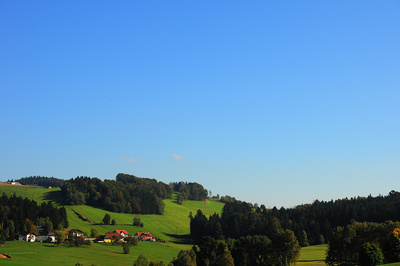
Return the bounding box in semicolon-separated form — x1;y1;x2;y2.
297;244;327;265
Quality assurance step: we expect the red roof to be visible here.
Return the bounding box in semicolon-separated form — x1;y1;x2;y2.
105;233;123;239
115;230;129;235
136;232;153;237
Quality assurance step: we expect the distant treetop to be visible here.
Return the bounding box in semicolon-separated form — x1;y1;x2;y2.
14;176;65;187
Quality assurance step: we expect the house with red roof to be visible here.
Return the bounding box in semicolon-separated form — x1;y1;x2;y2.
114;230;129;238
103;233;124;243
134;232;155;242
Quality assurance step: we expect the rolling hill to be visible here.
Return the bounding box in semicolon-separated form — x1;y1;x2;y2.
0;183;224;265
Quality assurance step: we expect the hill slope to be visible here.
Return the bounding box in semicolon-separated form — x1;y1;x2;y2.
0;183;224;264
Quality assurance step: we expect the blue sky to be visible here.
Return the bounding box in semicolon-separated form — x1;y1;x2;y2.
1;1;399;208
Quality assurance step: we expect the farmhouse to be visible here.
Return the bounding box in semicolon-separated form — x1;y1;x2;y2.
36;231;56;243
134;232;155;242
102;233;124;243
114;230;129;237
7;181;21;185
18;231;38;242
68;229;85;238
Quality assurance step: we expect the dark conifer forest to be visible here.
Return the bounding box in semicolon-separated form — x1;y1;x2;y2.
191;190;400;247
14;176;65;187
60;173;209;214
60;174;172;214
0;193;68;240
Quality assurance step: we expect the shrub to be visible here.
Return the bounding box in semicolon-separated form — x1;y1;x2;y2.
359;242;384;266
133;217;141;226
123;244;130;254
134;254;149;266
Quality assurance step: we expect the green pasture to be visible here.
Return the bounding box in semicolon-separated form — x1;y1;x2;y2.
64;196;223;247
0;183;60;204
296;244;400;266
297;244;327;265
0;241;177;266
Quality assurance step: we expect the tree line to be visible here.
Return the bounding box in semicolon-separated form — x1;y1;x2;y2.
13;176;65;187
60;174;212;214
326;220;400;265
61;174;172;214
0;193;69;242
172;232;300;266
191;190;400;247
169;182;208;204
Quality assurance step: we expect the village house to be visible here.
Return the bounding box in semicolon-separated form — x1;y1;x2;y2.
7;181;21;185
36;231;56;243
18;231;38;242
102;233;124;243
134;232;155;242
68;229;85;238
114;230;129;238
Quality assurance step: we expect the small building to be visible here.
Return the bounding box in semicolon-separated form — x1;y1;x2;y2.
134;232;155;242
68;229;85;238
114;230;129;238
103;233;124;243
7;181;21;185
36;231;56;242
18;231;38;242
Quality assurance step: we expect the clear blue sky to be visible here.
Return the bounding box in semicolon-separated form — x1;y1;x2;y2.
1;1;399;208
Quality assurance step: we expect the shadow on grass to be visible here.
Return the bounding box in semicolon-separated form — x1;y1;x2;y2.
43;190;65;205
164;233;194;245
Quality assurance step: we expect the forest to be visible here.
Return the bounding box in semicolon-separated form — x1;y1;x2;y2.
61;174;171;214
0;193;69;243
191;190;400;247
326;220;400;265
172;233;300;266
169;181;208;204
60;173;208;214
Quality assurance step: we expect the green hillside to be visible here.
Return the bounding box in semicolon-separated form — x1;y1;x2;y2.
0;183;224;265
0;183;59;203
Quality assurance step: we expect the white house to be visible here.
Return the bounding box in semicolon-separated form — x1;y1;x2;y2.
36;231;56;242
18;231;37;242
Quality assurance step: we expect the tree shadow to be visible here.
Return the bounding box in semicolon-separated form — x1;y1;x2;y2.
43;190;65;205
164;233;194;245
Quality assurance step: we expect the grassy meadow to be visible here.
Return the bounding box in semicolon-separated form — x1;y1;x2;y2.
0;183;58;203
297;244;327;265
0;183;224;264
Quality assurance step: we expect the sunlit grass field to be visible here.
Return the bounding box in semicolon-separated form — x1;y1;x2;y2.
297;244;327;265
0;184;224;264
0;240;178;266
0;183;56;203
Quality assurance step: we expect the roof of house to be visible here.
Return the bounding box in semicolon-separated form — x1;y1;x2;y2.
38;230;56;236
19;231;38;236
68;229;84;234
105;233;123;239
115;230;129;235
135;232;153;237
